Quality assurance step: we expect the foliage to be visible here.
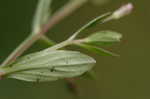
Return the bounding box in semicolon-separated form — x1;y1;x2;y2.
0;0;133;83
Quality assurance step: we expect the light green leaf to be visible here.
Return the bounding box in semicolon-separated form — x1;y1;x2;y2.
32;0;52;34
75;43;119;56
1;50;95;82
84;31;122;46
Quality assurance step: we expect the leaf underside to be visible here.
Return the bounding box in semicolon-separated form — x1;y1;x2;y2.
4;50;96;82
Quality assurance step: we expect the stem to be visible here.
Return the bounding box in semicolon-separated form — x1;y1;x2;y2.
38;0;87;35
68;12;111;41
1;0;87;66
44;40;72;51
44;39;85;51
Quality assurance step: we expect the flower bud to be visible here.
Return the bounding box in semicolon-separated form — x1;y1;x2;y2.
112;3;133;19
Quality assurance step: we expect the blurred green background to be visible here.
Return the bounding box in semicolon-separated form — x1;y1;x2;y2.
0;0;149;99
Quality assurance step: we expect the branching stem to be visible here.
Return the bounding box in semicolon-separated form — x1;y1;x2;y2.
1;0;87;66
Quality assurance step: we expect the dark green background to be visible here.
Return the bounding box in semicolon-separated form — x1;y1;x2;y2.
0;0;149;99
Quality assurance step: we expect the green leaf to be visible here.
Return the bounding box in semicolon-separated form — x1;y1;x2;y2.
75;43;119;56
32;0;52;34
84;30;122;46
1;50;95;82
68;12;111;40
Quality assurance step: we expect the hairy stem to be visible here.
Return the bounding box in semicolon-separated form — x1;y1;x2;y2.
1;0;87;66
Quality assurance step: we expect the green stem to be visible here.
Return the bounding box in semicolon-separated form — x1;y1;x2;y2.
44;40;72;51
44;39;85;51
68;12;111;41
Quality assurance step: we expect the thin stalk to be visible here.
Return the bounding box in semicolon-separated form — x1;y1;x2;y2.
44;40;72;51
68;12;111;41
44;39;85;51
1;0;88;66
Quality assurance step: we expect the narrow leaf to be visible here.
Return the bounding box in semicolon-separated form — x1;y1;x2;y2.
84;30;122;46
1;50;95;82
75;43;119;56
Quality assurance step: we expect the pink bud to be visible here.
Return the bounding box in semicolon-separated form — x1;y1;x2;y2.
112;3;133;19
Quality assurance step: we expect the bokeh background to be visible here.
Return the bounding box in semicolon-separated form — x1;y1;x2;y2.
0;0;149;99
